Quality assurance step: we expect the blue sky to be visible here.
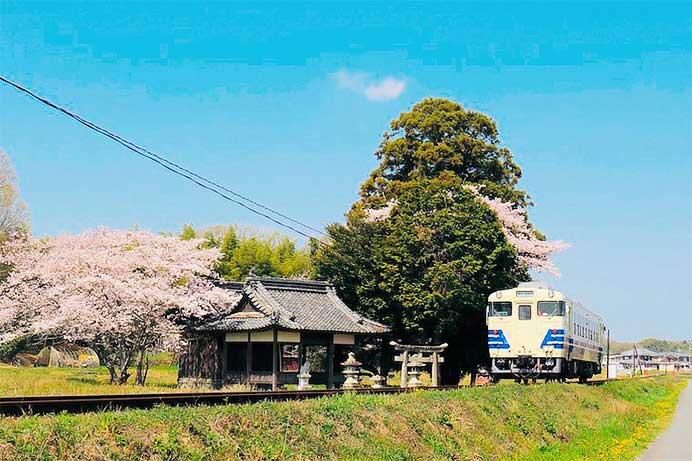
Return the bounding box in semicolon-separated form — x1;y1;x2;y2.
1;2;690;341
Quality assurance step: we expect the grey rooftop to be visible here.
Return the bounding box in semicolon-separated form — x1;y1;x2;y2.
202;277;389;335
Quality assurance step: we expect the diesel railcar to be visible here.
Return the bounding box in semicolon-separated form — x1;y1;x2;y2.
487;282;607;383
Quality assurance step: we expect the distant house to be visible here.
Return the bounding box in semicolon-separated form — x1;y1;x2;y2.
614;347;661;364
663;351;692;365
178;277;389;389
609;347;691;373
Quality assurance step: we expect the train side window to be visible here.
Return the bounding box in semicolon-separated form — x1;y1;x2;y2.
488;302;512;317
538;301;565;316
518;305;531;320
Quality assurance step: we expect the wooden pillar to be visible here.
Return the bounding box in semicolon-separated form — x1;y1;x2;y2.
327;334;335;389
246;335;252;385
221;337;228;384
272;329;279;391
431;352;439;387
216;335;224;387
400;350;409;388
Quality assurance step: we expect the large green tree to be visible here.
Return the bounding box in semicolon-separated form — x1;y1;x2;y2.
181;225;313;281
360;98;527;207
314;98;533;382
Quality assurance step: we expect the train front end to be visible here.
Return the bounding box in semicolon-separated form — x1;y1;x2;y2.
487;283;569;381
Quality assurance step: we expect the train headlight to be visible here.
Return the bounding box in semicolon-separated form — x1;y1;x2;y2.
495;359;510;370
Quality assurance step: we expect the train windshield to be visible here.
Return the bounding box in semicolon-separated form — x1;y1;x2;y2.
488;302;512;317
537;301;565;316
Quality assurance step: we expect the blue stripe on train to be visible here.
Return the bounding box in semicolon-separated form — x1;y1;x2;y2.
541;329;565;349
488;329;510;349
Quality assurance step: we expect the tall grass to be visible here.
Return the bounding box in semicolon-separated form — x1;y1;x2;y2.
0;364;180;396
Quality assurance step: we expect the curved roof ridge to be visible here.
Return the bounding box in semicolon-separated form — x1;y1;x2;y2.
325;287;389;333
249;280;302;329
247;276;330;292
201;277;389;334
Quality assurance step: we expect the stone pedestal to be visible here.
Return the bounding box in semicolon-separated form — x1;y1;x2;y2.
297;372;312;390
341;352;362;390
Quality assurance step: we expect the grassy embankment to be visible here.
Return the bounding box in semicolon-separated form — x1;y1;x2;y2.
0;375;686;460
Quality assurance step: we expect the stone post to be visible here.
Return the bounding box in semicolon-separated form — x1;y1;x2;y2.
400;350;409;388
431;352;439;387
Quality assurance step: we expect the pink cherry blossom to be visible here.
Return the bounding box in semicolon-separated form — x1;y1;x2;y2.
465;186;570;277
0;228;239;384
364;200;398;222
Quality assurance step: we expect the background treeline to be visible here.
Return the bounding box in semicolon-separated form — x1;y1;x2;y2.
180;224;314;281
609;338;691;354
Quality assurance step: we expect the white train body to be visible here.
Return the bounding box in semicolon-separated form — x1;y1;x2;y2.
486;282;607;381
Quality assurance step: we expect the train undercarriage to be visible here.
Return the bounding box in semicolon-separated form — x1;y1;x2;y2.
489;356;601;384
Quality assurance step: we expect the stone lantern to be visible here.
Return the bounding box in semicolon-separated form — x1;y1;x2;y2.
341;352;362;390
370;374;386;389
406;354;424;388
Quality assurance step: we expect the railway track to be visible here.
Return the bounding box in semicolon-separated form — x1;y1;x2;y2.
0;384;466;416
0;377;640;416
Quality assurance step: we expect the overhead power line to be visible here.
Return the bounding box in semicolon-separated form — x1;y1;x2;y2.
0;75;328;242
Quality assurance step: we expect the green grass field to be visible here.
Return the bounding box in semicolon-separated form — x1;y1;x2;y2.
0;364;181;396
0;365;440;395
0;373;685;460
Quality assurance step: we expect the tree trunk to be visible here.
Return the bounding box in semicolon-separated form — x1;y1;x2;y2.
116;369;131;385
107;365;118;384
93;338;136;385
135;350;149;386
116;353;131;384
106;363;131;384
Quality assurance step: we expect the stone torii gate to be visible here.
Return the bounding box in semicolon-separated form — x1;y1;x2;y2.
390;341;448;388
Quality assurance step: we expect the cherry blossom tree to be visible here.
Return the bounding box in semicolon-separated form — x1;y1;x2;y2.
0;228;238;385
465;185;570;277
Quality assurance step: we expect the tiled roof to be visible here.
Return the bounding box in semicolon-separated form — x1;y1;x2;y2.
212;280;244;293
203;277;389;334
613;347;662;357
665;351;692;358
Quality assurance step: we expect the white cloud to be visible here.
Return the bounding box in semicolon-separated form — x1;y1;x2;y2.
364;77;407;102
334;69;368;92
333;69;406;102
